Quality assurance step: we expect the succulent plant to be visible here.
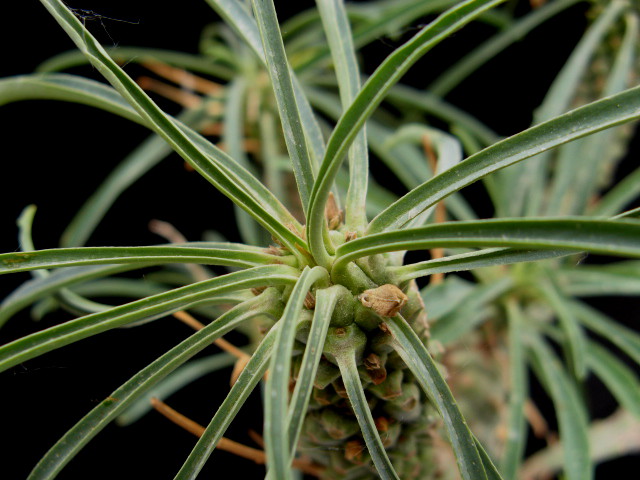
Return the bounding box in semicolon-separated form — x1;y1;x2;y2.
1;0;640;479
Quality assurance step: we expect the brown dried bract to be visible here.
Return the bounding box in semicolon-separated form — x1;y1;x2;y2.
359;284;408;317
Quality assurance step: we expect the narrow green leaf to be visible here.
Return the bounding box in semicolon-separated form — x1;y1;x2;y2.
545;10;638;217
429;0;581;96
431;277;512;345
420;275;475;321
116;353;236;426
515;1;626;216
0;264;143;326
336;347;400;480
391;247;572;283
286;286;341;452
37;47;235;79
591;165;640;217
527;336;592;480
38;0;306;258
474;435;505;480
0;265;299;373
368;85;640;233
308;0;507;267
26;291;280;480
250;0;315;213
62;108;208;247
587;341;640;418
316;0;368;231
174;325;279;479
265;266;329;480
0;73;141;123
204;0;326;169
0;245;294;274
335;218;640;276
385;315;488;480
570;300;640;366
556;266;640;297
537;276;588;379
501;300;528;479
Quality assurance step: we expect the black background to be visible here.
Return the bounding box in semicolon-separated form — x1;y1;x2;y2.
1;1;638;479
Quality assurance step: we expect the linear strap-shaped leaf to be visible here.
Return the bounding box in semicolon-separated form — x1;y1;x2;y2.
545;8;638;217
250;0;315;213
570;300;640;366
527;335;592;480
0;73;142;123
587;340;640;418
390;247;572;282
0;245;295;274
369;85;640;233
431;277;512;345
204;0;326;169
0;72;302;250
0;264;142;326
556;265;640;296
307;0;507;266
265;266;329;480
38;0;305;255
429;0;580;96
26;290;279;480
501;300;528;479
504;1;626;217
0;265;298;373
116;353;236;426
336;348;400;480
591;165;640;217
62;106;208;247
335;218;640;275
537;276;588;379
385;314;488;480
286;286;341;453
37;47;235;78
317;0;369;230
173;325;279;479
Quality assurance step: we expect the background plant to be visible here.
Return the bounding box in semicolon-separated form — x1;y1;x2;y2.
1;0;639;479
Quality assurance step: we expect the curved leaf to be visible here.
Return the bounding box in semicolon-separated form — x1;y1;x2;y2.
391;247;572;283
368;85;640;233
385;314;488;480
0;245;295;274
116;353;236;426
0;265;299;373
336;347;400;480
527;335;592;480
265;266;329;480
250;0;315;213
174;324;279;479
307;0;507;266
26;290;279;480
37;47;235;78
316;0;368;230
336;218;640;278
38;0;306;257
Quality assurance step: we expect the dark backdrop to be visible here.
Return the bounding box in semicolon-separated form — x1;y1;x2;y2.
1;1;637;479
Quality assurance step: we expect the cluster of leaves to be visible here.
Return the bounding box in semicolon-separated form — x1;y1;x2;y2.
1;0;639;479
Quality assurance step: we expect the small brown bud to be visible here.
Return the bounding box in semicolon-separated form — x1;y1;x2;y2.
345;440;365;463
325;192;344;230
359;284;408;317
251;286;267;296
344;231;357;242
304;291;316;310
